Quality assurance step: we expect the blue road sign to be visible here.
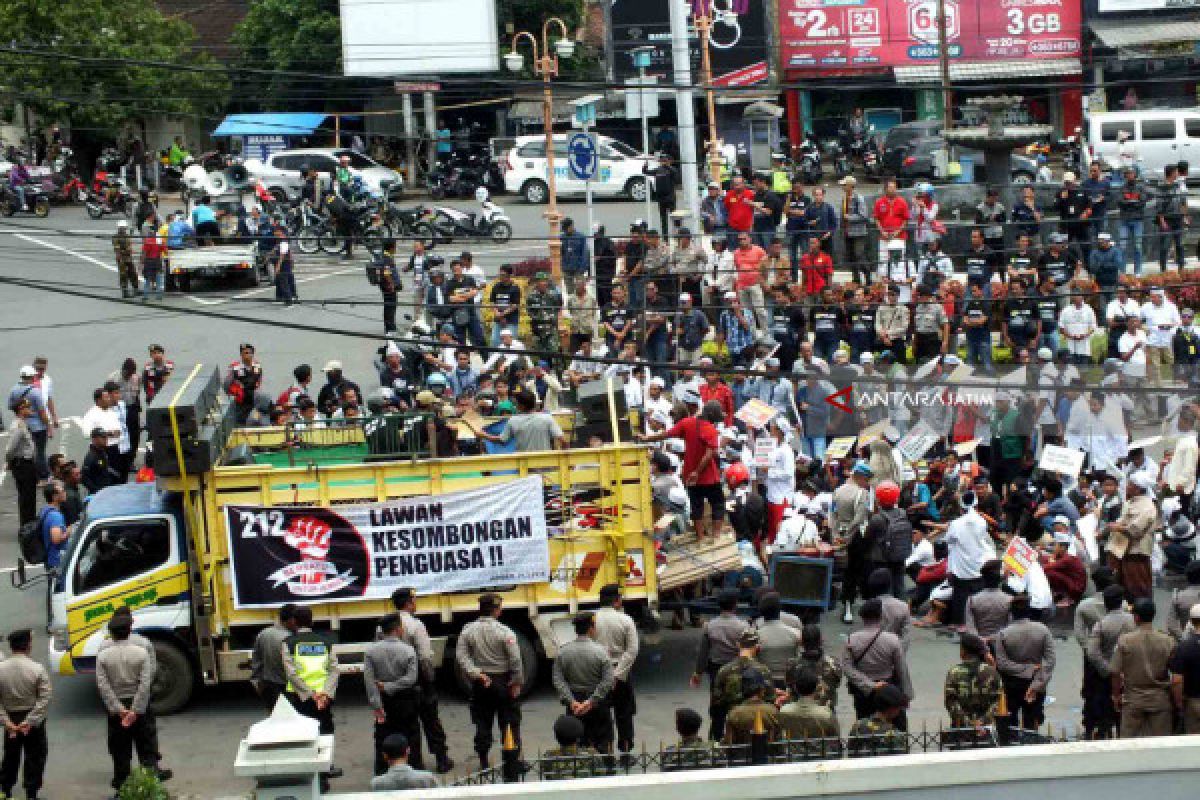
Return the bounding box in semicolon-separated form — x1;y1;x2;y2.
567;132;598;181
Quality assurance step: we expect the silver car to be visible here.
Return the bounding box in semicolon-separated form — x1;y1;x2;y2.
251;148;403;201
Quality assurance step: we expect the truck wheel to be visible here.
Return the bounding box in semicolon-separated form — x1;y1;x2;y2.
453;627;539;698
149;640;195;715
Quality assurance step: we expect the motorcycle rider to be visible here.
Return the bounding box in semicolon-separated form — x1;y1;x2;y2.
112;219;138;298
325;189;357;260
8;158;30;210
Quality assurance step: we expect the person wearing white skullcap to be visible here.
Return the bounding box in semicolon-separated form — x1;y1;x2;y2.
763;416;796;546
1104;470;1160;599
1044;521;1088;604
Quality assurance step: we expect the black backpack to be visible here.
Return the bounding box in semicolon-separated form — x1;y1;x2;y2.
18;507;49;565
879;507;913;564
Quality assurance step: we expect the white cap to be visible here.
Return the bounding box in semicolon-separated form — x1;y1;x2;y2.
723;290;738;301
860;352;875;364
648;376;666;389
1052;530;1071;545
887;238;906;251
650;409;672;427
116;219;128;229
679;292;692;304
942;354;961;366
1037;347;1053;361
1190;603;1200;622
1063;171;1077;183
681;387;702;406
1052;515;1072;529
385;341;401;357
1130;472;1155;491
667;438;687;455
323;360;342;372
667;487;689;508
18;365;36;378
500;328;514;338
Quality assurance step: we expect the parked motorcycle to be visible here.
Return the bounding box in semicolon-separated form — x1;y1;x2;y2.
0;185;51;217
84;179;137;219
40;169;88;205
414;189;512;247
315;203;392;256
795;138;822;185
830;140;852;180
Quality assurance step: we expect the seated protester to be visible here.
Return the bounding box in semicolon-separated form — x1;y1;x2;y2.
1043;524;1088;604
779;665;840;742
481;328;528;374
566;336;607;386
663;708;714;771
656;490;691;548
651;451;688;517
771;502;822;556
1005;542;1055;621
913;540;950;625
1162;508;1197;574
542;716;605;781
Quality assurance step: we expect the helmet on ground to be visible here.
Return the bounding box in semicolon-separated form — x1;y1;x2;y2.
875;480;901;508
725;462;750;487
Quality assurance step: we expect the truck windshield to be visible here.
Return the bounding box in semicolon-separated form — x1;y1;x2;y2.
72;519;171;595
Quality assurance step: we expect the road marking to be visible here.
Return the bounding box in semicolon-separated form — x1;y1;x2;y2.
183;265;363;307
14;233;116;272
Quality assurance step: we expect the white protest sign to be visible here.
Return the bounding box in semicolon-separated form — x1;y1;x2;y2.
896;420;940;463
1039;444;1086;476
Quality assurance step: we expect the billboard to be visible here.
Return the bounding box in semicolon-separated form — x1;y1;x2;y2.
611;0;770;86
780;0;1082;71
1098;0;1200;10
340;0;499;76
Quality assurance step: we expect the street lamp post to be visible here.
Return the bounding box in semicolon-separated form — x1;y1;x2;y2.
693;10;723;186
631;46;656;228
506;19;575;284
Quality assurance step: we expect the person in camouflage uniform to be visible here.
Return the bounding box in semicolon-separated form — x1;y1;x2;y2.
794;625;843;711
944;633;1002;745
663;708;715;772
112;219;138;298
711;630;772;741
527;271;563;362
779;664;840;742
541;716;605;780
724;669;783;746
847;685;909;757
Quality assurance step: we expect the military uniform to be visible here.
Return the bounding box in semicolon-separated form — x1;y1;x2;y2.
541;744;605;780
663;735;715;772
711;655;770;742
96;639;158;790
846;714;908;756
1111;626;1176;738
113;230;138;297
281;627;339;735
778;697;839;741
794;652;843;711
724;697;782;745
0;653;51;799
365;634;421;774
527;284;564;360
943;657;1002;732
1083;609;1135;738
456;615;523;764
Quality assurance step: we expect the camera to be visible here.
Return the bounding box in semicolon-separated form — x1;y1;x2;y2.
426;255;446;269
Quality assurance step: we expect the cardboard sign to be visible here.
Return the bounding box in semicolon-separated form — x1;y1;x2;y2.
896;420;940;463
1002;536;1037;579
753;437;776;469
1039;444;1086;476
736;398;778;430
824;437;858;460
857;421;889;448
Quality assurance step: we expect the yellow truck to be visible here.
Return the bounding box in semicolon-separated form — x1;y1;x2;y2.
45;365;660;713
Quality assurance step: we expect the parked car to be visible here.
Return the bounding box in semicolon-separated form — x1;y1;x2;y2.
1085;109;1200;181
250;148;403;202
503;134;654;204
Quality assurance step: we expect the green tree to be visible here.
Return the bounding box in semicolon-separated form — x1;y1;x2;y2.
0;0;228;153
233;0;343;105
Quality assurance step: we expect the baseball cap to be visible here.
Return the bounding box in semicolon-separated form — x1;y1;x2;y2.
18;365;36;378
323;360;342;372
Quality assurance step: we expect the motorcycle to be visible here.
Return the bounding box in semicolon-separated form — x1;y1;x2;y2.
39;169;88;205
795;138;822;185
314;203;393;256
0;185;51;217
381;202;435;239
414;189;512;247
830;140;852;180
84;179;138;219
862;136;883;180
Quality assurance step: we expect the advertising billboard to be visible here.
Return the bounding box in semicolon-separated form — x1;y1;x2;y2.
1098;0;1200;10
780;0;1081;71
611;0;770;86
341;0;499;76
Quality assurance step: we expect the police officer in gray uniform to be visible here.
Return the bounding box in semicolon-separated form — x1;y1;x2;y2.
96;615;171;791
0;629;51;800
366;613;422;774
391;588;453;773
250;603;295;712
456;593;524;767
552;611;616;753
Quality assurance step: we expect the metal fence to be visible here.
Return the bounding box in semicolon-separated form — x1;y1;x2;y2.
453;728;1077;786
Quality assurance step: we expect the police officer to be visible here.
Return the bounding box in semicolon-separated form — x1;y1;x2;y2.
1111;598;1177;738
994;594;1056;743
112;219;138;298
0;629;51;800
1169;604;1200;732
455;593;523;767
943;633;1001;740
391;588;453;773
1083;586;1134;739
691;589;749;737
551;611;615;753
527;271;563;360
250;603;295;712
366;613;422;775
594;584;639;760
280;607;341;787
96;614;171;791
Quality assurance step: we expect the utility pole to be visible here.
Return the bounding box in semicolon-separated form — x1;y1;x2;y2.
668;0;702;234
937;0;953;130
695;10;723;185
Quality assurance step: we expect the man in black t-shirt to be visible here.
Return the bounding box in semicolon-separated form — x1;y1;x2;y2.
768;286;806;371
488;266;522;347
1002;279;1040;352
810;287;847;364
1032;279;1062;354
1036;233;1081;287
845;286;877;360
961;282;994;373
602;284;633;352
961;228;999;294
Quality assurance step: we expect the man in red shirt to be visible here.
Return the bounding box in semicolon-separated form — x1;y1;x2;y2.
798;236;833;297
638;394;726;538
733;231;769;331
1043;526;1087;604
699;366;734;426
722;175;756;246
873;179;910;275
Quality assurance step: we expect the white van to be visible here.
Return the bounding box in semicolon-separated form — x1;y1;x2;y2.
1086;110;1200;180
503;134;653;203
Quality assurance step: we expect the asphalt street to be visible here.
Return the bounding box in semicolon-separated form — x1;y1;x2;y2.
0;196;1093;798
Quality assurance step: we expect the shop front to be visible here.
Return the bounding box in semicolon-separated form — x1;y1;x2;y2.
1088;1;1200;113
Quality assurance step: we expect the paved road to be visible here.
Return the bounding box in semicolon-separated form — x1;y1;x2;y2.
0;198;1112;797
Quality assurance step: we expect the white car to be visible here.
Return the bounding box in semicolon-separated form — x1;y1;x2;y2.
503;134;653;204
250;148;403;201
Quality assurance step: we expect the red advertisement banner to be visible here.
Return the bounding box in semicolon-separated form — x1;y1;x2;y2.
780;0;1081;71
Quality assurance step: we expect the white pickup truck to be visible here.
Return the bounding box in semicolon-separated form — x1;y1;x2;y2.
165;244;267;292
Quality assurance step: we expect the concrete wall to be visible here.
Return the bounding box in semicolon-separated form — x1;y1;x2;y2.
328;737;1200;800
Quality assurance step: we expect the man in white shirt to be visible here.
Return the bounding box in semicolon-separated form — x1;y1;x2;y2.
1065;392;1128;476
566;338;607;385
1059;294;1097;366
643;377;672;421
481;328;527;374
1105;286;1141;349
1141;288;1181;390
1163;407;1198;507
82;386;124;476
1118;316;1148;383
944;491;997;624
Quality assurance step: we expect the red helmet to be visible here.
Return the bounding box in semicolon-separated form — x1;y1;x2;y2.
875;480;901;508
725;462;750;487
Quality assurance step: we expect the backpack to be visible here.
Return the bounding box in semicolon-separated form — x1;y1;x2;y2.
18;507;50;565
879;507;913;563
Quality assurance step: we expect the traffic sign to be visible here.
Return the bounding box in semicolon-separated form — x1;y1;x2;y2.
567;132;598;181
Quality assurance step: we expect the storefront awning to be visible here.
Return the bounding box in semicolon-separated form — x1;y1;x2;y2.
212;113;329;137
893;58;1081;84
1090;17;1200;49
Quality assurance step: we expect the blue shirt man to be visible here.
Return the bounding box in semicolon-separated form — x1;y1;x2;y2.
41;502;67;569
167;215;194;249
8;379;47;435
191;202;217;228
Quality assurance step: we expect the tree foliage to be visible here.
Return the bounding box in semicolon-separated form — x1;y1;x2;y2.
232;0;343;106
0;0;229;136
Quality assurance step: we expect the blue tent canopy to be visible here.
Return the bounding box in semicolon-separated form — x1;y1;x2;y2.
212;113;328;137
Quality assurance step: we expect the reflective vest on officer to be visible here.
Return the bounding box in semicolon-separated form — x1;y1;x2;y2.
771;169;792;194
286;630;332;693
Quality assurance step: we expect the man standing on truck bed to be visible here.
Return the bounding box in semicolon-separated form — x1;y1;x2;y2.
456;593;523;768
391;588;453;773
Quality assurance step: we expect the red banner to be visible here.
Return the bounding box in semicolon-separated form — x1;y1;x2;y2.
780;0;1081;71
